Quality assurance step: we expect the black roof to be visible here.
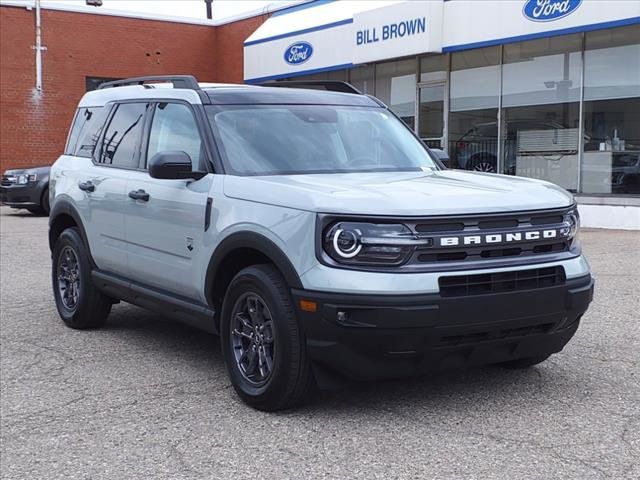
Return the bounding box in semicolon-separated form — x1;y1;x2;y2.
203;86;381;107
94;75;381;106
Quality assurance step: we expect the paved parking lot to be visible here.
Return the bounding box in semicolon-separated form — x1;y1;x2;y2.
1;205;639;479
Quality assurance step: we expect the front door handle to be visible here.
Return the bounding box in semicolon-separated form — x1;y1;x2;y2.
128;189;150;202
78;181;95;192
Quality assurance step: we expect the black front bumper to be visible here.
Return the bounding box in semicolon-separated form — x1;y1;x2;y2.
292;274;594;381
0;183;42;208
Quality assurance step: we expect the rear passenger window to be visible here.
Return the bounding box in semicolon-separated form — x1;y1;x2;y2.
147;103;203;170
99;103;147;168
66;106;108;158
65;109;84;155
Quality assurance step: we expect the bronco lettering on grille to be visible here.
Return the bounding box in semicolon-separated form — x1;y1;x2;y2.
439;229;560;247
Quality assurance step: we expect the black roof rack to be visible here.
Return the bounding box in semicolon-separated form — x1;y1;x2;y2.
97;75;209;103
98;75;200;90
260;80;362;95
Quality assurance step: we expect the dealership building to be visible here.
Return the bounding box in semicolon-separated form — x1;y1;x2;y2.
245;0;640;229
1;0;639;229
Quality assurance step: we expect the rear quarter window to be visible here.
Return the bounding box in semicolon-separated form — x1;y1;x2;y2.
64;109;84;155
67;106;109;158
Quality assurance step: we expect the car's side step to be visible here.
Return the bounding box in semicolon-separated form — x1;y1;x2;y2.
91;270;218;334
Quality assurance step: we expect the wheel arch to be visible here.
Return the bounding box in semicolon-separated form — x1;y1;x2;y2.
48;200;91;261
204;232;303;312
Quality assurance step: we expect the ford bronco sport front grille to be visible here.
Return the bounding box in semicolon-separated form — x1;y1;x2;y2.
318;206;579;273
402;207;575;270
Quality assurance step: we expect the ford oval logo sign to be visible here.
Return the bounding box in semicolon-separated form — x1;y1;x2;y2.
284;42;313;65
523;0;582;22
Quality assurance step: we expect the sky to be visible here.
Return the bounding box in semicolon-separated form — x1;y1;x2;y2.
3;0;303;21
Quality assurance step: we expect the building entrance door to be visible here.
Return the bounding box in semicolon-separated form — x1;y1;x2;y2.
417;81;446;149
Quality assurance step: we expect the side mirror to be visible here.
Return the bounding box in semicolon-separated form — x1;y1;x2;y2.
148;151;206;180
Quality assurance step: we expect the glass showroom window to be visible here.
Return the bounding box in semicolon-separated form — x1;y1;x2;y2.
501;34;582;191
581;25;640;195
375;59;417;129
420;54;447;83
448;46;500;171
417;54;448;148
349;65;374;95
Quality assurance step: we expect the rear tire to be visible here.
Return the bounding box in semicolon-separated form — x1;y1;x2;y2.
220;264;314;411
52;227;111;329
499;354;551;369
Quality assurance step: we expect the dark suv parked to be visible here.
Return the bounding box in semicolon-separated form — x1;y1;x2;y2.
1;166;51;215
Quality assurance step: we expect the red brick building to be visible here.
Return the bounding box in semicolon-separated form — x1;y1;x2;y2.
0;3;267;172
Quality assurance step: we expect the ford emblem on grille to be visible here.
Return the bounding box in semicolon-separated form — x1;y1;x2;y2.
438;228;565;247
284;42;313;65
523;0;582;22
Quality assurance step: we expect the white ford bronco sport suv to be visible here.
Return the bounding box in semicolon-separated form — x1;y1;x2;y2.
49;76;594;411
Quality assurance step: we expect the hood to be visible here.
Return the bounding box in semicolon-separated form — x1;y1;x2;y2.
223;170;574;216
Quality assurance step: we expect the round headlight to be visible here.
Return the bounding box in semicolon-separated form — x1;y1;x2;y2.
16;174;28;185
323;222;430;266
562;208;580;239
332;228;362;258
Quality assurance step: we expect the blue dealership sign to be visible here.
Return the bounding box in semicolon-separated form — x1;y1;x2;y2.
523;0;582;22
284;42;313;65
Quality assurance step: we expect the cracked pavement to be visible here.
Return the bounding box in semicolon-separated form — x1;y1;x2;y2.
1;206;639;479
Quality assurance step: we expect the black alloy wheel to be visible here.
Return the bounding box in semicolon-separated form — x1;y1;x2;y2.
57;246;81;312
230;292;276;387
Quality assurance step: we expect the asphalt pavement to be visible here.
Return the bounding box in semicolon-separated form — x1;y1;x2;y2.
1;205;639;479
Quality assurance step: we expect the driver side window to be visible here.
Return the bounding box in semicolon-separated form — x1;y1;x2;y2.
147;103;204;170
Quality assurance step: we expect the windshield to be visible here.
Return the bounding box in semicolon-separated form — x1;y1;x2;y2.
206;105;439;175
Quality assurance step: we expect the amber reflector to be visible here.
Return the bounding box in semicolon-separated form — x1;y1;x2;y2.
299;300;317;313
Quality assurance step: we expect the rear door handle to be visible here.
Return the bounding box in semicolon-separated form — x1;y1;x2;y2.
128;189;150;202
78;181;95;192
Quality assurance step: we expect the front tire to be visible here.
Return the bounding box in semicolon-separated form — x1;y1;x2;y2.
52;227;111;329
25;187;50;215
220;264;313;411
41;187;50;215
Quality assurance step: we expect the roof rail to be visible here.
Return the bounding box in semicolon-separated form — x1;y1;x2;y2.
98;75;201;90
260;80;362;95
97;75;209;103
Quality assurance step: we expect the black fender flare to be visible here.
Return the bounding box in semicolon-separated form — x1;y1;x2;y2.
48;199;92;260
204;231;303;306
